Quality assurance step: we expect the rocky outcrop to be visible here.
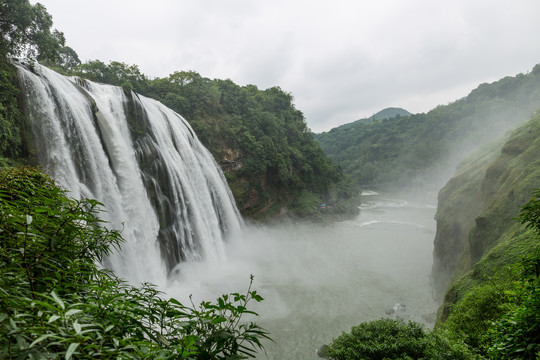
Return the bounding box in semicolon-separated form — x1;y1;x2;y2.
217;148;245;172
215;149;281;218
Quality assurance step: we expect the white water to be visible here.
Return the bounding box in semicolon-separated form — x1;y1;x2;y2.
16;62;242;287
166;192;438;359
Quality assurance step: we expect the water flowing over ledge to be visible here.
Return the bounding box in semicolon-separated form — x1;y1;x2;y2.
16;62;243;286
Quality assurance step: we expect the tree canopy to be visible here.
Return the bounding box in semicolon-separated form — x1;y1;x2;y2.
0;0;65;63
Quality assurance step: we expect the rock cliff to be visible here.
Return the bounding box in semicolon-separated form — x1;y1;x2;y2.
432;112;540;297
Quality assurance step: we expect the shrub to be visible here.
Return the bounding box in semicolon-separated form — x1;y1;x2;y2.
0;167;270;359
326;318;428;360
439;283;509;354
488;189;540;359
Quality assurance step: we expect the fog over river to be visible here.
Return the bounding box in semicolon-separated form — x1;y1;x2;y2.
166;192;439;359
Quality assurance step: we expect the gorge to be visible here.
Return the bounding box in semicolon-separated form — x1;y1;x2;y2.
10;60;540;359
2;1;540;358
12;62;442;359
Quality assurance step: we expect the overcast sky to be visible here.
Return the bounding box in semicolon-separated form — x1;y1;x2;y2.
33;0;540;132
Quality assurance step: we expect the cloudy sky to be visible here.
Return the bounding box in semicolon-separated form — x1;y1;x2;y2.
34;0;540;132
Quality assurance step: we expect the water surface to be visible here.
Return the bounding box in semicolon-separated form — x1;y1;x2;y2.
167;192;438;359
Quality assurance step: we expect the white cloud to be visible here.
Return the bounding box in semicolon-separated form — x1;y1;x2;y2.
34;0;540;132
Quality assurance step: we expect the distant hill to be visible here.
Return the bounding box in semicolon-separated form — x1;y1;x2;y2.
314;65;540;190
336;107;411;131
372;107;411;120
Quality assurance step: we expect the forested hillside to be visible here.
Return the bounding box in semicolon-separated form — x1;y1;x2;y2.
314;69;540;190
0;1;352;219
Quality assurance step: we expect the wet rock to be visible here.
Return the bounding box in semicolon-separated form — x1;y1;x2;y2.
316;344;329;358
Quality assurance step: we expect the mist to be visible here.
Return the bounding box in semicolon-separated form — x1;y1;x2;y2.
165;193;438;359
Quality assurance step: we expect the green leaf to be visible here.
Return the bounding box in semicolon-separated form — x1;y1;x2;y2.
73;320;81;334
50;291;65;310
30;334;54;347
65;309;83;317
65;342;79;360
214;330;234;340
48;315;60;323
211;317;227;324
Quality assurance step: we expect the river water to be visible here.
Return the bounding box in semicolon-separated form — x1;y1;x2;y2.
166;192;438;359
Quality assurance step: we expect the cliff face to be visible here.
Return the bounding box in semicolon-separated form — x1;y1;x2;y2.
432;113;540;297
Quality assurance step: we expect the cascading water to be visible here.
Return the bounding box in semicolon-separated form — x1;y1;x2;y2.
16;62;242;287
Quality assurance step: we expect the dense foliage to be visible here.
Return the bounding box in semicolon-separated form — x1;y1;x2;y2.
0;56;22;163
327;319;428;359
315;69;540;189
0;167;270;359
0;0;65;63
487;188;540;359
325;318;474;360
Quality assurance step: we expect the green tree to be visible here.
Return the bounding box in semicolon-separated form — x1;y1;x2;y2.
55;45;81;73
0;0;65;62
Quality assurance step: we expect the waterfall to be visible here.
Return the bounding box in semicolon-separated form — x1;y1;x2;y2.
16;62;243;286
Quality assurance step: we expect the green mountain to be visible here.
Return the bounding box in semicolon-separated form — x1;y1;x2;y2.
314;68;540;190
332;107;411;133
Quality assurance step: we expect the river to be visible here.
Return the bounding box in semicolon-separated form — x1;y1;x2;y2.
166;191;439;359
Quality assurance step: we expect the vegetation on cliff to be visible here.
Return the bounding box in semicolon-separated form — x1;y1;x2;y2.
314;69;540;190
427;113;540;358
432;113;540;294
0;167;270;359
